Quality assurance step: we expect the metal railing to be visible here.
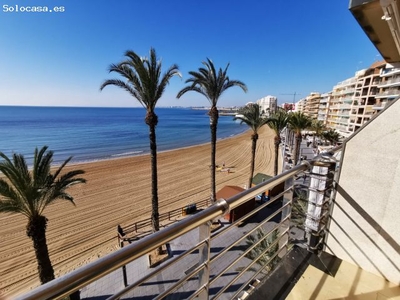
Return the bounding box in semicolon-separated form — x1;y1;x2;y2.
17;150;341;300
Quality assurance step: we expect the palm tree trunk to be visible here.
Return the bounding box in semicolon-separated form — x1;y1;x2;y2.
146;112;160;233
248;134;258;188
26;216;55;284
274;136;280;176
293;133;302;164
209;107;219;202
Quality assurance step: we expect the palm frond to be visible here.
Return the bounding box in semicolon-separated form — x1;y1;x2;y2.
177;59;247;106
101;48;179;112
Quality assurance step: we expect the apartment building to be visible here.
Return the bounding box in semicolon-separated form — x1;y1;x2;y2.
295;97;307;113
348;61;383;134
326;77;356;137
307;60;400;137
375;63;400;110
317;92;331;125
303;92;321;120
257;95;277;115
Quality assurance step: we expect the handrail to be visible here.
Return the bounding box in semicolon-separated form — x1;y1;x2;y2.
17;152;342;300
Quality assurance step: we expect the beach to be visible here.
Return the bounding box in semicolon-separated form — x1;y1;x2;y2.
0;126;278;297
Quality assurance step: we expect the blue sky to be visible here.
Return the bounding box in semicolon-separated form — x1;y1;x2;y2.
0;0;380;107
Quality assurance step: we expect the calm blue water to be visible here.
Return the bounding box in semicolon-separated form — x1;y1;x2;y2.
0;106;247;165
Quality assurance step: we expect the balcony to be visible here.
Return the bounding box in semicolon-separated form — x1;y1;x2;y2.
16;159;337;300
339;104;352;109
375;89;400;98
372;101;387;110
381;68;400;77
15;103;400;300
342;97;354;104
377;77;400;88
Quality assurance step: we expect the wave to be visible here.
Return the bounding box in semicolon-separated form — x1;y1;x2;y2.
111;151;144;157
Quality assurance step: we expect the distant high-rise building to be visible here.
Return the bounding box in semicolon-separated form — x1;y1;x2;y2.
317;92;331;125
296;98;307;113
300;60;400;137
304;92;321;120
257;95;277;115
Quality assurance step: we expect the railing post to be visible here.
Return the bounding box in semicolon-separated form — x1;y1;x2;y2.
197;221;211;299
305;156;336;253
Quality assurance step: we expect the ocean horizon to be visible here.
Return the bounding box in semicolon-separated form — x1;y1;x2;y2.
0;106;247;165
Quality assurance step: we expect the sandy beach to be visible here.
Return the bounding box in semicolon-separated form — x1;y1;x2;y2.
0;126;278;297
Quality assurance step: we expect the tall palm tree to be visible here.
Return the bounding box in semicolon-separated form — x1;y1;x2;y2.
0;146;86;285
310;120;326;147
234;104;268;188
288;112;312;164
100;48;180;233
267;110;289;176
177;59;247;201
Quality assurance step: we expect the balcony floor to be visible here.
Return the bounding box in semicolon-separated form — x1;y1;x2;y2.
287;258;400;300
248;246;400;300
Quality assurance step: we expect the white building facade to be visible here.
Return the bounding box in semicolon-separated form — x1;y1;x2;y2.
257;95;277;115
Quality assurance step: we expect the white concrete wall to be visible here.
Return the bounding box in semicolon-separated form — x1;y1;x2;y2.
326;99;400;285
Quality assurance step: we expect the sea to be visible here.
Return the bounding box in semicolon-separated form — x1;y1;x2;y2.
0;106;247;165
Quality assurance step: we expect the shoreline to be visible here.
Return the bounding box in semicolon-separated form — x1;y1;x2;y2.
69;128;250;167
1;126;277;298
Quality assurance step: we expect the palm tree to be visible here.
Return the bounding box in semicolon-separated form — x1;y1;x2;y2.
177;59;247;201
234;104;268;188
267;110;289;176
0;146;86;285
288;112;312;164
245;228;281;273
322;129;341;145
291;187;309;240
100;48;180;233
310;120;326;148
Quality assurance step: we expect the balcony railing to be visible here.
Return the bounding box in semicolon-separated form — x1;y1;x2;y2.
381;67;400;77
375;89;400;98
16;151;341;300
377;77;400;88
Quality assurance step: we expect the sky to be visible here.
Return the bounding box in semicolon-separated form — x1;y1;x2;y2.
0;0;381;108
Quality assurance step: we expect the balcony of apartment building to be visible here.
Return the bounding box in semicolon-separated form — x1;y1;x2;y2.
342;97;354;104
329;104;341;110
15;0;400;295
319;98;329;104
339;103;352;109
328;112;340;118
373;100;388;111
377;77;400;88
18;98;400;300
371;80;380;86
318;104;328;111
381;67;400;77
375;89;400;99
361;86;378;96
